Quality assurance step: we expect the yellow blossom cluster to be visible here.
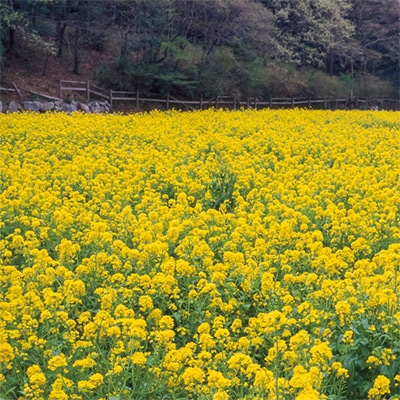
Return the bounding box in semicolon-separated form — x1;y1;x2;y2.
0;109;399;399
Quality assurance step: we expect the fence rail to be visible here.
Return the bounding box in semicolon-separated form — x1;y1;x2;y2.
1;82;62;101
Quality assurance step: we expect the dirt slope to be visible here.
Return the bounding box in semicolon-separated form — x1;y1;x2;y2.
1;44;100;102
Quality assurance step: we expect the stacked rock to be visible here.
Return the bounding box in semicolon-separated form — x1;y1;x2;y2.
0;100;112;113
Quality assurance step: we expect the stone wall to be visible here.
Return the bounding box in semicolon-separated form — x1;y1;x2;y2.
0;100;111;114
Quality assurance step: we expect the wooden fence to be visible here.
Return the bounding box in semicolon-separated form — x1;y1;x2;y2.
60;80;400;111
1;83;62;101
3;79;399;112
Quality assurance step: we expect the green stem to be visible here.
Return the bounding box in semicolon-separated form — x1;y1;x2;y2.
275;336;279;400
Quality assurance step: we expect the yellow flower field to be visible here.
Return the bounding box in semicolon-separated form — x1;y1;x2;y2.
0;109;399;400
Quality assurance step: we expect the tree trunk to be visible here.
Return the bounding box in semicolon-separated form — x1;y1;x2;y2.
120;40;128;64
328;49;334;76
57;23;67;58
7;28;16;53
42;52;51;76
56;0;67;59
119;32;129;69
73;25;81;74
31;1;37;28
350;58;354;98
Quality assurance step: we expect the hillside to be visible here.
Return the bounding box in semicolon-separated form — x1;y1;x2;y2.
0;45;143;113
1;46;96;101
1;0;399;107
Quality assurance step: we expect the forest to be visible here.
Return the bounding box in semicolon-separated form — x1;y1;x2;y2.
1;0;399;100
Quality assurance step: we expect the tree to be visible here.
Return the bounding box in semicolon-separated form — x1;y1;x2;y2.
174;0;273;62
233;0;274;62
172;0;274;97
0;0;57;73
55;0;111;74
263;0;355;69
106;0;175;67
349;0;400;84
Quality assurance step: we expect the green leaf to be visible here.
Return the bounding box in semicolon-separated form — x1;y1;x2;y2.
361;318;369;330
350;325;360;335
360;381;372;397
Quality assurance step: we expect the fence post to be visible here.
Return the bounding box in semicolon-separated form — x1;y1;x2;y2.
233;96;236;110
109;90;113;109
324;97;327;109
269;96;272;108
11;82;21;98
254;97;258;109
167;93;170;110
59;80;62;99
308;97;311;108
86;80;90;102
216;96;219;108
291;97;295;109
136;90;139;109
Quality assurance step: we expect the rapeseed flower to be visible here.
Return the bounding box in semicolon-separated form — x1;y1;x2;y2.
368;375;391;399
48;353;68;371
